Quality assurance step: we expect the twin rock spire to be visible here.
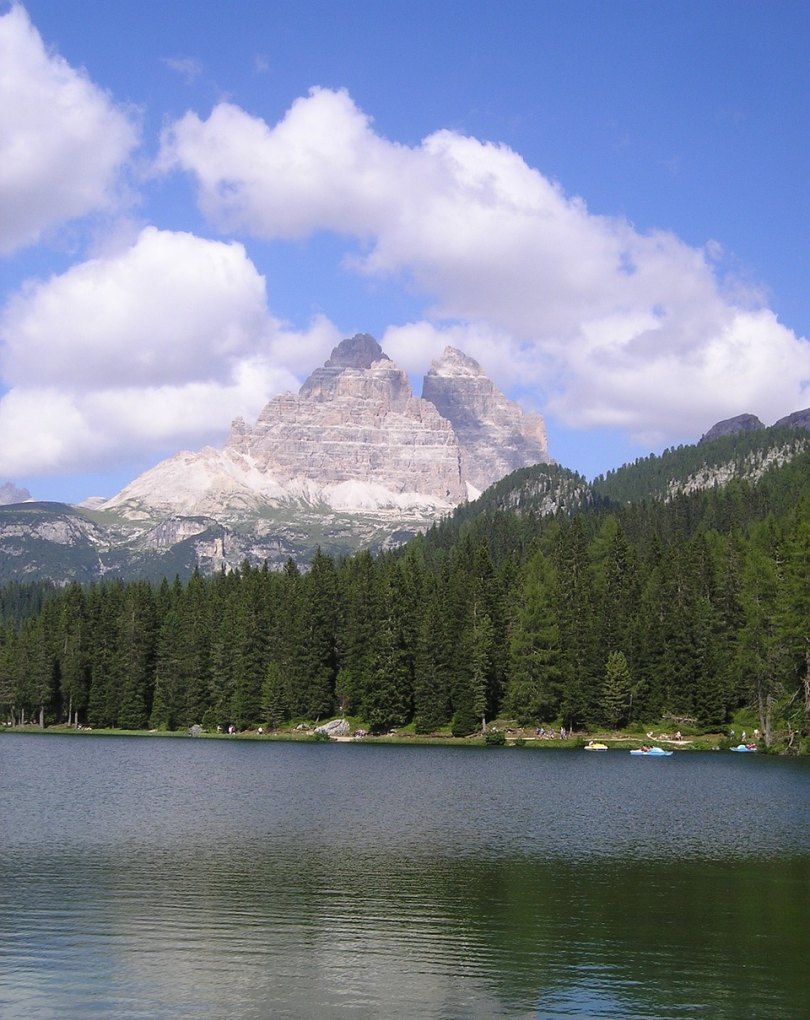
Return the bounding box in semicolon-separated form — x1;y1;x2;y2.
105;333;549;519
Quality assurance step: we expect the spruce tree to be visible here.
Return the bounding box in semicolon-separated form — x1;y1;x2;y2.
298;549;339;719
599;651;633;729
554;516;597;727
116;582;157;731
505;551;561;724
412;573;452;733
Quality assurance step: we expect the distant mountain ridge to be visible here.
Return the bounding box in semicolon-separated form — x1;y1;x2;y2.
2;343;809;582
102;334;550;521
0;335;551;579
699;407;810;444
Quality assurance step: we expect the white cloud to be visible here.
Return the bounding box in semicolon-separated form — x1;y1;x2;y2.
0;227;339;477
2;227;271;388
159;87;810;438
0;3;139;255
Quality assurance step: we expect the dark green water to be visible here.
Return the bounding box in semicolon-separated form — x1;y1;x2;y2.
1;735;808;1018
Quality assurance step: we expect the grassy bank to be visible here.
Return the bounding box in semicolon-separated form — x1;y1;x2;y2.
1;718;771;752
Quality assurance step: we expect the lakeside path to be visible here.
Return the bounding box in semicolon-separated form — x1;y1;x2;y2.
1;723;731;751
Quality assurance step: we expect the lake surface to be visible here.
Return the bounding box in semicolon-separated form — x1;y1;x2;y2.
1;735;808;1018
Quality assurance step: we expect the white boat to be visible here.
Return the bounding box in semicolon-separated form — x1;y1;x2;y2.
630;746;673;756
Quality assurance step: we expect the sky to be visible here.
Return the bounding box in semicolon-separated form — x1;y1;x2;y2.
1;0;809;503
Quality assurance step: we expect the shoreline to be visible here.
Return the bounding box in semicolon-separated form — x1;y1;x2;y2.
0;722;746;752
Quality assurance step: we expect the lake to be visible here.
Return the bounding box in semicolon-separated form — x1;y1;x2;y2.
1;734;808;1018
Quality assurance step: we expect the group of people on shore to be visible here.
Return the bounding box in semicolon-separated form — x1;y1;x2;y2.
534;725;570;739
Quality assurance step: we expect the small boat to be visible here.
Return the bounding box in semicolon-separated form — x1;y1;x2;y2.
584;741;608;751
630;746;673;756
730;743;757;752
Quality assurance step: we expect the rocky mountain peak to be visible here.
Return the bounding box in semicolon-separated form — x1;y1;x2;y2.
0;481;31;505
429;346;485;378
421;346;550;493
773;407;810;430
101;333;551;561
699;413;765;444
299;333;391;400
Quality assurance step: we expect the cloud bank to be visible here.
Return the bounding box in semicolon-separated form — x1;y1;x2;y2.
1;8;808;489
160;87;810;440
0;227;337;476
0;4;139;255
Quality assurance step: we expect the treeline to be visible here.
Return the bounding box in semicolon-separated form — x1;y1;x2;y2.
1;473;809;748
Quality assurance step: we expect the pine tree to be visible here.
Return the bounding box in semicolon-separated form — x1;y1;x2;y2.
505;551;561;724
554;516;597;727
58;582;89;726
116;582;157;731
412;573;452;733
599;651;633;728
0;625;21;724
87;581;126;728
298;549;339;719
737;531;790;746
262;661;289;728
336;550;379;714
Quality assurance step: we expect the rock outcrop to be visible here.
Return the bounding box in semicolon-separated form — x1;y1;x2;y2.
773;407;810;430
699;413;765;444
104;335;550;522
0;482;31;505
92;334;551;568
422;347;550;494
226;335;466;503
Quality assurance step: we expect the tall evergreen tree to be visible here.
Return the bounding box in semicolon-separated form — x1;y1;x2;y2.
336;550;379;714
599;650;633;728
505;550;561;723
58;583;90;726
554;516;597;726
412;572;452;733
116;582;157;730
298;549;339;719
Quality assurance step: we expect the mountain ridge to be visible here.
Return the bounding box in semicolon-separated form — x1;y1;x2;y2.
1;333;809;582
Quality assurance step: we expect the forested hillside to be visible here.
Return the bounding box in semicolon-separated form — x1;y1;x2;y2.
592;426;809;504
1;439;809;751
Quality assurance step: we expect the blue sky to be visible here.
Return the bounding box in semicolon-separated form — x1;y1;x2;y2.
1;0;808;503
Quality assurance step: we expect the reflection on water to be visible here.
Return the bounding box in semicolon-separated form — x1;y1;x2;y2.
1;736;809;1018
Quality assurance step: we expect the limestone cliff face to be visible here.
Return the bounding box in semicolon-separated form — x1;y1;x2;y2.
103;335;550;531
421;346;550;494
226;335;465;502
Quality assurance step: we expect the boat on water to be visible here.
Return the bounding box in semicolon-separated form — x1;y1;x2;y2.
584;741;608;751
630;746;673;756
730;743;757;752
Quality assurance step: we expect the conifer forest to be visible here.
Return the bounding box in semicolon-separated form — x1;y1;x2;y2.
1;446;809;752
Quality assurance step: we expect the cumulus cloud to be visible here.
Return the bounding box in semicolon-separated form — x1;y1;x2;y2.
0;228;339;477
2;227;271;388
0;3;139;255
159;87;810;440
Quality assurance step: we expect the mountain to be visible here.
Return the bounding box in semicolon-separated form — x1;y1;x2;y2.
103;335;550;522
421;346;548;494
594;424;810;506
699;413;765;444
0;335;552;579
3;330;810;583
0;482;31;505
774;407;810;430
